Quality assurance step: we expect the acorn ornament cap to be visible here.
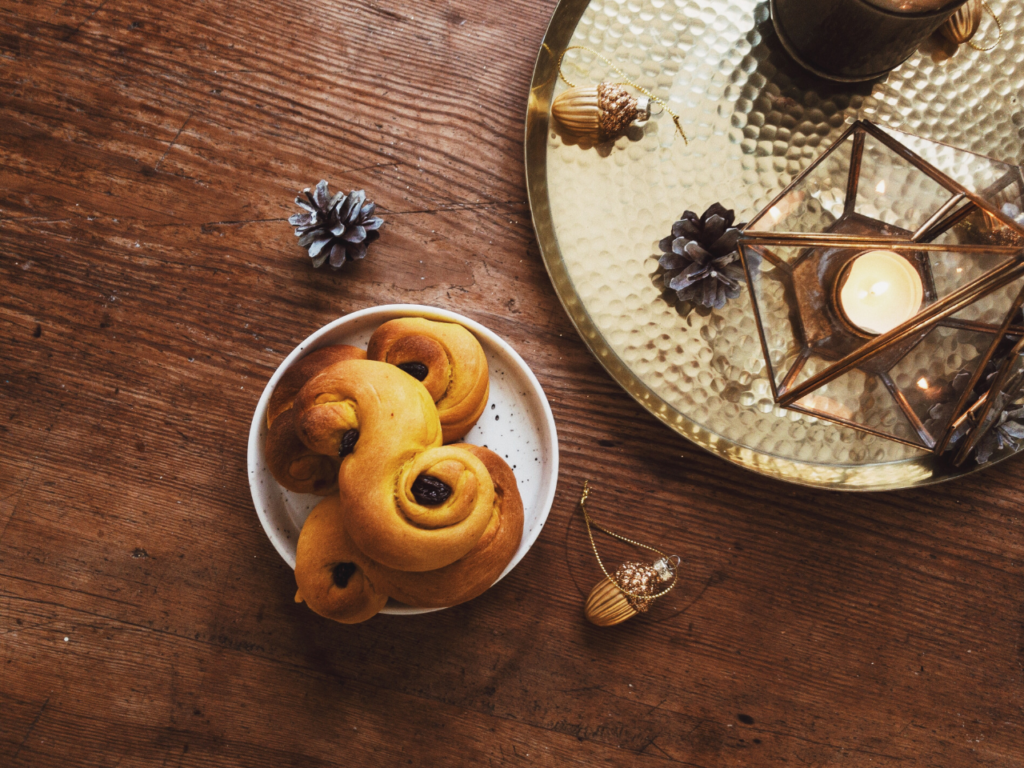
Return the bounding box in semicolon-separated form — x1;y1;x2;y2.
552;83;651;143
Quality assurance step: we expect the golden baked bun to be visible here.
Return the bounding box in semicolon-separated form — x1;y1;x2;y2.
364;445;524;608
265;408;340;495
267;344;366;427
293;359;497;572
367;318;489;443
264;344;366;495
294;496;389;624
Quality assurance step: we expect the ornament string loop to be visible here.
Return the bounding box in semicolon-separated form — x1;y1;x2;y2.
557;46;688;144
968;0;1002;52
577;480;680;602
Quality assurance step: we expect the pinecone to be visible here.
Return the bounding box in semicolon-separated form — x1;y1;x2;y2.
929;336;1022;452
975;406;1024;463
924;368;974;442
290;180;383;269
658;203;751;310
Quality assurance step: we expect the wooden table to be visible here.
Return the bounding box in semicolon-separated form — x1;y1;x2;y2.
2;1;1023;765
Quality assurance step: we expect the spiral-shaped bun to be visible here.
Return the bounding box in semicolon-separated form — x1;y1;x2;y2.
265;345;366;495
294;496;389;624
267;344;366;427
367;318;489;443
294;359;496;572
294;447;522;619
363;445;524;608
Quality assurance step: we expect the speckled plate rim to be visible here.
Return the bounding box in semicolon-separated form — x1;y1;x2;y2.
524;0;1014;491
247;304;559;615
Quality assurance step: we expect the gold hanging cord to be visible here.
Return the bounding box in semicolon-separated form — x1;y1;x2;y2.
557;46;688;144
577;480;680;602
969;1;1002;52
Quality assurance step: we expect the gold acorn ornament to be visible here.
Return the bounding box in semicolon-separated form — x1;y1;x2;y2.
553;46;687;145
940;0;981;44
585;558;679;627
552;84;651;144
576;481;681;627
939;0;1001;51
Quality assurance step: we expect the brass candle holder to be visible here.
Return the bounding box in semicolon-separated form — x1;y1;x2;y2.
738;120;1024;458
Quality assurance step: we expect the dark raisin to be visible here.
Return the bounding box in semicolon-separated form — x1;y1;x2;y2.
332;562;357;588
338;429;359;458
411;475;452;505
397;362;429;381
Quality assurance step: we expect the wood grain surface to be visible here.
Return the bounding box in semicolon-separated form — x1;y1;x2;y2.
2;0;1023;766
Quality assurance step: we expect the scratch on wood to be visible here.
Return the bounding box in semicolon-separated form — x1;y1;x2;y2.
12;695;50;761
45;0;73;24
755;727;909;762
337;160;406;175
385;200;526;216
638;735;673;760
61;0;109;42
0;617;57;636
367;2;412;22
2;572;143;610
0;405;65;543
645;697;669;718
155;113;194;172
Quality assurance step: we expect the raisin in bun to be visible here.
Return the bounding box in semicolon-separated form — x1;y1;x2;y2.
367;318;489;443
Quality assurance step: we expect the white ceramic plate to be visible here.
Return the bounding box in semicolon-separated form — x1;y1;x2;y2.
248;304;559;615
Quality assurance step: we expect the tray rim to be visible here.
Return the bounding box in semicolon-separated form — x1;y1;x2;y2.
524;0;1016;491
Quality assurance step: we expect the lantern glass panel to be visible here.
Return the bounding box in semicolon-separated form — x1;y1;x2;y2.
891;129;1024;205
746;133;854;235
794;368;919;447
855;132;955;231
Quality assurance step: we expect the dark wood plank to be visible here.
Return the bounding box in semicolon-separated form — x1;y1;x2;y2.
2;0;1024;766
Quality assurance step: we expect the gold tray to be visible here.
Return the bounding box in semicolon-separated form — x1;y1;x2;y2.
525;0;1024;490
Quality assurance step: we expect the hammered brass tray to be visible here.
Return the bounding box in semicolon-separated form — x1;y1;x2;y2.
525;0;1024;489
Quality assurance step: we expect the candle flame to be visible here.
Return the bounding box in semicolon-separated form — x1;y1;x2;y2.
769;206;782;222
917;377;929;390
876;180;887;195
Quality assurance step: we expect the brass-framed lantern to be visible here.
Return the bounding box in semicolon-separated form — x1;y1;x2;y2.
738;120;1024;455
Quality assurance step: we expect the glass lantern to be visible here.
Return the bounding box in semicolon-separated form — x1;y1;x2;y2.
738;120;1024;453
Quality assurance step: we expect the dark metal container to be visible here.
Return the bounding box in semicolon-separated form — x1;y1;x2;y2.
771;0;968;82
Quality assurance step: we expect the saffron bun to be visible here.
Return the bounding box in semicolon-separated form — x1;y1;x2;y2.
264;345;365;495
363;445;524;609
293;446;523;621
367;318;489;443
293;495;389;624
293;359;497;572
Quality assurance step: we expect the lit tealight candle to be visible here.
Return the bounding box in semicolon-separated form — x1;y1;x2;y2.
839;250;924;336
